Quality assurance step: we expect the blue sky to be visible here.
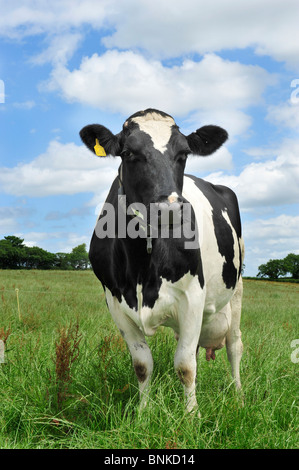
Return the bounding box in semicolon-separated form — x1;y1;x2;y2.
0;0;298;276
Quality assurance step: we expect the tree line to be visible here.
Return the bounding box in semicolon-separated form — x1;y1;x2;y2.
257;253;299;279
1;236;298;278
0;236;90;270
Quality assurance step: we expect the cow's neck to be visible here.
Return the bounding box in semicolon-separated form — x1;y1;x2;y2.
118;163;153;254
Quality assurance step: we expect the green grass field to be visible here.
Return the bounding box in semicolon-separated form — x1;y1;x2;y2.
0;270;298;449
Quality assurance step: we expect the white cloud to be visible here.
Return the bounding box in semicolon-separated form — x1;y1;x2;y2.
1;0;299;71
243;147;277;160
30;33;83;66
0;213;19;233
102;0;299;69
45;206;89;221
205;139;299;209
57;232;91;253
185;146;233;174
13;100;36;109
15;230;90;254
244;214;299;243
0;140;120;198
266;102;299;130
242;214;299;276
182;109;253;143
43;50;273;137
0;206;35;235
0;0;111;38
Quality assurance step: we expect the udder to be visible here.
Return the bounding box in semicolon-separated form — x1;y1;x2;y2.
198;303;231;357
204;339;226;361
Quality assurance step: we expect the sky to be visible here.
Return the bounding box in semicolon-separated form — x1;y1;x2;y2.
0;0;298;276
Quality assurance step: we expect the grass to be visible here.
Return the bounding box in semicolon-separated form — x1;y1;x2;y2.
0;270;298;449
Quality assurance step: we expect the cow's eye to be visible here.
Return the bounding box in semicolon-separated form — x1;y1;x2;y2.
127;153;140;163
121;150;144;163
121;151;135;161
121;149;133;158
176;153;188;164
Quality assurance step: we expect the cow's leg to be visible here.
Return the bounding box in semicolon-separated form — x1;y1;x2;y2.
130;333;153;410
175;337;199;414
226;276;243;390
128;330;153;410
174;295;204;416
105;290;153;410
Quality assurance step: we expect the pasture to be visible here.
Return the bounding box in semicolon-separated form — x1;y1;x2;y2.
0;270;298;449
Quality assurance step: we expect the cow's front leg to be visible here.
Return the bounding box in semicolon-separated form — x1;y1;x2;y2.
130;335;153;410
174;298;204;416
174;339;199;414
105;290;153;410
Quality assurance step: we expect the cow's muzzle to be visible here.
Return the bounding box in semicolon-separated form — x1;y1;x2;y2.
153;198;183;227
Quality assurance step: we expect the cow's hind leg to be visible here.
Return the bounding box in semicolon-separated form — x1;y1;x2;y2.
226;276;243;390
105;290;153;410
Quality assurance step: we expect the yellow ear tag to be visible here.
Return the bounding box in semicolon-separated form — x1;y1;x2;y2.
94;139;106;157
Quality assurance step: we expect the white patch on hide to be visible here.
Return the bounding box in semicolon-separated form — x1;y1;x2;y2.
113;272;203;337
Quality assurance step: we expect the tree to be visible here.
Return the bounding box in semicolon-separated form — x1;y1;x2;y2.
55;253;72;270
4;236;25;248
0;236;26;269
0;236;90;270
283;253;299;279
69;244;89;269
257;259;287;279
24;246;57;270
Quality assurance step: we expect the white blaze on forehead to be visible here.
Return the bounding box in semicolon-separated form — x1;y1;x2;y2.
130;112;175;153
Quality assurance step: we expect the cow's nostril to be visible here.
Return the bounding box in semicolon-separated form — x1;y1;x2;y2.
155;196;183;208
156;201;169;212
169;201;182;213
154;201;182;211
154;199;182;226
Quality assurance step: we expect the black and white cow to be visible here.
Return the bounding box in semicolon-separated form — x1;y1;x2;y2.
80;109;244;415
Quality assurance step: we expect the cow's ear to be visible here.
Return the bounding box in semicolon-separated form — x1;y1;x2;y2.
80;124;121;156
186;125;228;156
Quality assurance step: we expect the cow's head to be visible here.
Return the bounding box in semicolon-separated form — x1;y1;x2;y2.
80;109;228;215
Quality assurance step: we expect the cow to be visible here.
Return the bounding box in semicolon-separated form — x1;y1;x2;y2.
80;108;244;416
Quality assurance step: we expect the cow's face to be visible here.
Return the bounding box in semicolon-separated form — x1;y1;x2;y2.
80;108;228;211
119;111;190;211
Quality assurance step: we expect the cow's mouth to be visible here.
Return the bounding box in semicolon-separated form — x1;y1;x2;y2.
152;200;183;229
